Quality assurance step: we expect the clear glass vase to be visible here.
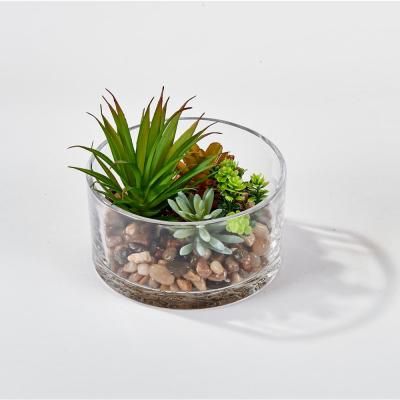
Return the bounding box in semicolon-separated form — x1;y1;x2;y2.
87;117;286;309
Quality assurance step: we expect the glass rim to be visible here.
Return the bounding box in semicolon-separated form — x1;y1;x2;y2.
86;116;287;226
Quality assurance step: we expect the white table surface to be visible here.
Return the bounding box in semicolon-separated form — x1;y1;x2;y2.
1;2;399;398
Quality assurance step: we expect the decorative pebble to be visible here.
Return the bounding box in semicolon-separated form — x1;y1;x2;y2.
162;247;177;262
149;264;175;285
113;245;132;265
253;222;269;239
208;271;227;282
128;272;142;283
168;259;191;277
210;260;225;275
116;267;130;279
159;284;170;290
166;239;181;248
148;278;160;289
169;283;179;291
192;278;207;291
252;239;268;256
230;272;242;284
127;243;147;253
243;232;256;247
233;248;249;262
124;222;151;246
224;256;239;273
249;252;261;269
176;278;193;291
183;270;201;282
202;248;212;260
196;258;212;278
212;253;225;262
158;259;168;265
128;251;153;264
139;275;149;285
122;261;138;273
241;253;253;271
106;235;123;248
137;263;150;276
124;223;138;237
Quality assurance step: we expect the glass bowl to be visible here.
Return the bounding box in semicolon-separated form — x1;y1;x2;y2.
87;117;286;309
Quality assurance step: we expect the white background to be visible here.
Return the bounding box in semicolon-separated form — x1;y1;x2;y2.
1;2;399;398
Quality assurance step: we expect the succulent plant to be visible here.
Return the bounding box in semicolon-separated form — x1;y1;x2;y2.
69;89;219;217
177;142;232;182
168;189;243;256
247;173;269;204
214;159;247;210
226;213;252;235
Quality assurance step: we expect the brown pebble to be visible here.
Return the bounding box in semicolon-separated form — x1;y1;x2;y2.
159;284;170;291
162;247;177;262
192;278;207;291
210;260;225;275
196;258;212;278
202;248;212;260
208;271;227;281
241;254;253;271
212;253;225;262
149;264;175;285
128;272;142;283
106;235;123;248
122;261;138;273
230;272;242;284
124;223;138;236
128;251;153;264
183;270;201;283
177;279;193;291
148;278;160;289
139;275;149;285
252;239;269;256
253;222;269;239
243;232;256;247
166;239;181;248
169;283;179;291
224;256;239;273
137;263;150;276
158;259;168;265
249;252;261;269
116;267;130;279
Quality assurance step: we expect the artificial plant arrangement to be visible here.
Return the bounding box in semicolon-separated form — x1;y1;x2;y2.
70;89;271;294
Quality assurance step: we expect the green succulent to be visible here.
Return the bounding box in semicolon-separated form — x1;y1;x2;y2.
247;173;269;204
215;159;246;203
226;213;252;235
69;89;218;217
168;189;243;256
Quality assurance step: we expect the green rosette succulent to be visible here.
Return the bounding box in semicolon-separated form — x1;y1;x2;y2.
226;213;252;235
215;159;246;203
168;189;243;256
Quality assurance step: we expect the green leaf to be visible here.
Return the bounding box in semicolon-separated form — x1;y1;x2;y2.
173;228;196;239
193;194;202;216
214;234;244;244
179;243;193;256
203;188;214;213
136;102;152;173
198;226;211;242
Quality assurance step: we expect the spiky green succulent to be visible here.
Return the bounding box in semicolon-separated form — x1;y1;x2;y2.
168;189;243;256
69;89;218;217
226;213;252;235
247;173;269;204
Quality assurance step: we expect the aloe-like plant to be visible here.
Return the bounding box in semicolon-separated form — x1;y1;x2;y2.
168;189;243;256
69;89;219;217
